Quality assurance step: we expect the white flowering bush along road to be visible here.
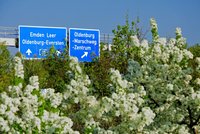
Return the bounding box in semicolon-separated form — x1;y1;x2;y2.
0;18;200;133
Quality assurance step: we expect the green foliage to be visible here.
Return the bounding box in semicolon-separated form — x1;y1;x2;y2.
43;57;70;92
0;43;14;92
83;45;113;97
11;77;23;86
23;59;48;89
84;126;97;134
111;18;141;74
189;44;200;58
23;45;71;92
188;44;200;87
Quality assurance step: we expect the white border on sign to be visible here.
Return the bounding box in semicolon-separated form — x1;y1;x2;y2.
18;25;67;60
69;28;100;61
18;25;67;29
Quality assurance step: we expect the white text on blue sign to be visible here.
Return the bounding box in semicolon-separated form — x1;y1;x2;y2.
19;26;67;59
69;28;100;62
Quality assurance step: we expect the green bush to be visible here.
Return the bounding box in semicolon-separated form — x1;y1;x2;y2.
0;43;14;92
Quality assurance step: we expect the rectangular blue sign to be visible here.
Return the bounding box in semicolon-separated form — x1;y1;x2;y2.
19;26;67;59
69;28;100;62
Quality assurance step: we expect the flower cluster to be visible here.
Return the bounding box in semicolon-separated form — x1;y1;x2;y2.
109;68;132;93
150;18;159;42
83;69;155;133
61;57;155;133
41;88;63;108
14;56;24;79
175;27;186;48
0;60;78;133
131;35;140;47
125;19;200;133
63;57;91;104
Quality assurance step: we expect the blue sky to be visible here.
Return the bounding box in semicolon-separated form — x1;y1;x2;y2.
0;0;200;47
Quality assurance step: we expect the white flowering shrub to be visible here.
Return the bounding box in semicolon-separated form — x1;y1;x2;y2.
91;69;155;133
0;56;156;133
124;19;200;133
0;57;79;134
61;57;155;133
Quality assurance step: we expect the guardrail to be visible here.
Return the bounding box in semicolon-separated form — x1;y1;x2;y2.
0;26;114;47
0;26;18;38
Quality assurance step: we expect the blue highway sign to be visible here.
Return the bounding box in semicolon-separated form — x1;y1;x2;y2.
69;28;100;62
19;26;67;59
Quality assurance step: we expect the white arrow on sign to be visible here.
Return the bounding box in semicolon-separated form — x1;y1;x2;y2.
81;52;88;58
26;49;32;56
56;50;61;56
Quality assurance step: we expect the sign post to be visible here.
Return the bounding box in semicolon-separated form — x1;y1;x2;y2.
19;26;67;59
69;28;100;62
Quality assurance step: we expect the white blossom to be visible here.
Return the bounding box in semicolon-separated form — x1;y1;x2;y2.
0;117;10;132
196;57;200;64
191;91;200;99
142;107;155;125
150;18;159;42
185;75;192;81
0;104;7;114
131;35;140;47
50;93;63;108
153;44;162;54
14;56;24;79
141;39;149;49
5;111;16;124
74;97;79;104
85;118;99;128
150;18;158;30
86;96;98;107
71;79;78;87
168;38;176;46
178;125;190;134
167;84;174;91
195;78;200;85
42;110;49;122
115;110;120;117
29;76;39;89
117;78;127;88
183;50;193;59
158;37;167;46
177;53;183;63
75;65;82;74
176;27;182;37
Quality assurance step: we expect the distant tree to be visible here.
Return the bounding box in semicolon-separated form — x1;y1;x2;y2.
188;44;200;58
111;17;145;74
0;43;14;92
83;18;148;97
83;43;113;97
123;19;200;134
